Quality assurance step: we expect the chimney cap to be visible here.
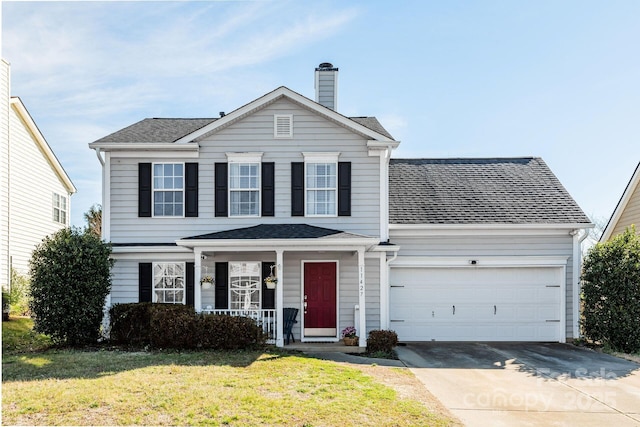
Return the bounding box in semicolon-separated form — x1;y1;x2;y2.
316;62;338;71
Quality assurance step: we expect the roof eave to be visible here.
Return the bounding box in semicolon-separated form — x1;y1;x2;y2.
88;142;200;151
389;223;594;237
10;97;77;194
173;87;396;144
176;236;379;251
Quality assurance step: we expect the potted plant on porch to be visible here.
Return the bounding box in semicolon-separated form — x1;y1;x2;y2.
264;264;277;289
341;326;359;346
200;275;214;290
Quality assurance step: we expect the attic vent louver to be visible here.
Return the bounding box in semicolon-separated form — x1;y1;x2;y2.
274;114;293;138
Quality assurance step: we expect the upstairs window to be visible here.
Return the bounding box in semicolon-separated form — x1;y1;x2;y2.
52;193;68;224
153;163;184;217
229;163;260;216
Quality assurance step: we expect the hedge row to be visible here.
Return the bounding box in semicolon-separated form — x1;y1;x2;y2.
109;303;266;350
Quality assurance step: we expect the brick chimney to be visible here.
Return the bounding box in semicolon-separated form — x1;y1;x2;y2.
314;62;338;110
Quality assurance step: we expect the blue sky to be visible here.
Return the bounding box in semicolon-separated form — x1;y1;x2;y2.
3;1;639;231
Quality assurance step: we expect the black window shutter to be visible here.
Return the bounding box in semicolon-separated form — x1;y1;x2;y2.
262;262;275;309
185;163;198;217
291;162;304;216
186;262;195;307
215;163;228;217
262;162;275;217
139;263;152;302
338;162;351;216
138;163;152;217
214;262;229;309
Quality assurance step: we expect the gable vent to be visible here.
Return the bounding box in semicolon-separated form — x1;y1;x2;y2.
274;114;293;138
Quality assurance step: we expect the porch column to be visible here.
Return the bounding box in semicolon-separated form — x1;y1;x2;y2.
276;249;284;347
194;248;202;313
358;248;366;347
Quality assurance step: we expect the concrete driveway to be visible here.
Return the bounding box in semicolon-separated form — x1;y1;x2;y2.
396;342;640;427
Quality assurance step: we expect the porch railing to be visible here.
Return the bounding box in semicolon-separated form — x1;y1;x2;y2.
200;309;277;344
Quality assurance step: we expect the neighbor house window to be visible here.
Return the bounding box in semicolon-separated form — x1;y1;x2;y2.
229;262;261;310
153;262;185;304
53;193;68;224
306;162;337;216
153;163;184;216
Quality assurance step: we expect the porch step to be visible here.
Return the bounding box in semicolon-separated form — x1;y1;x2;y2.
284;342;366;353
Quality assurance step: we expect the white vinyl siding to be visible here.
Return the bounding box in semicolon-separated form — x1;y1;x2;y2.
229;163;260;217
2;95;71;277
108;98;382;243
1;60;10;287
153;163;184;217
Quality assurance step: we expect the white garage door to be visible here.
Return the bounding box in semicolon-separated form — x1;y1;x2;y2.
389;267;563;342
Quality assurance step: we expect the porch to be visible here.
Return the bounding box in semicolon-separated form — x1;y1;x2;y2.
200;308;366;350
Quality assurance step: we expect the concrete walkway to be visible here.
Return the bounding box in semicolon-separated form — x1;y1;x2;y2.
396;342;640;427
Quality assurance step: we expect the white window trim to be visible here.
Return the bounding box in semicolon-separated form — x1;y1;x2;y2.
274;114;293;138
226;155;262;218
152;261;186;304
152;162;185;218
228;261;262;310
302;153;340;218
52;192;68;225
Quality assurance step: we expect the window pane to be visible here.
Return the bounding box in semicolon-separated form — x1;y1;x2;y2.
153;164;184;216
153;263;185;304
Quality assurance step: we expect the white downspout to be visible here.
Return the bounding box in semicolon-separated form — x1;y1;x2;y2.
572;229;589;340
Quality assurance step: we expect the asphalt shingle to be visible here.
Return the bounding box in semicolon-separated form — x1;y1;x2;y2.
389;157;591;225
184;224;372;240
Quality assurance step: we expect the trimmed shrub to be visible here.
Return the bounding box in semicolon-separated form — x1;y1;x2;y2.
198;314;266;350
109;303;266;350
582;226;640;353
29;227;113;345
109;303;154;345
366;329;398;354
150;304;199;349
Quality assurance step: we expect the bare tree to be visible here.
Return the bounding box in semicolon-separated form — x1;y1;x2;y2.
84;204;102;238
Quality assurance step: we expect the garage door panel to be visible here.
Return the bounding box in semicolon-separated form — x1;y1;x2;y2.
389;267;562;342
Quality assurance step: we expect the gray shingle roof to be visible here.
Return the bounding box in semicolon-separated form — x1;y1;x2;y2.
184;224;373;240
92;116;392;143
389;157;591;225
349;117;394;140
94;118;217;143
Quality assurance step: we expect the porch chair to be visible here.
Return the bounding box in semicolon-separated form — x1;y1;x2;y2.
283;307;299;345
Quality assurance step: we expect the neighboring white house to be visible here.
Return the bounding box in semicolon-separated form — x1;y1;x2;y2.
600;161;640;242
89;63;592;347
0;58;77;289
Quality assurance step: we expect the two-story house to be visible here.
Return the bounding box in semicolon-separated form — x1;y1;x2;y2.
90;64;591;347
1;58;76;290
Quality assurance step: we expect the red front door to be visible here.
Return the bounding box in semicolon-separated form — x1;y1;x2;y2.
303;262;337;337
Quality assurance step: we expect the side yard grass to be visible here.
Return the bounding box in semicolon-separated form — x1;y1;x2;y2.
2;319;458;426
2;317;52;355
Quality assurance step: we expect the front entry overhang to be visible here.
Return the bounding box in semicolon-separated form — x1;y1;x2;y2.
175;224;380;348
175;223;380;252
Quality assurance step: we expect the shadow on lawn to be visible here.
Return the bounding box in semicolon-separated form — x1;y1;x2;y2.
1;347;298;382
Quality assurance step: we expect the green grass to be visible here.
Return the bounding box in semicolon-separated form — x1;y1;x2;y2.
2;320;454;426
2;317;52;355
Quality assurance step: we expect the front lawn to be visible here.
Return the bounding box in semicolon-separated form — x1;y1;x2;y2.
2;321;456;426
